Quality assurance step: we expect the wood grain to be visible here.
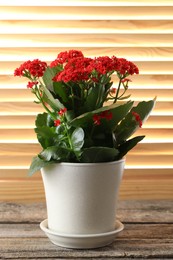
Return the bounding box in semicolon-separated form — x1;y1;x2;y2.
0;34;172;48
1;200;172;223
0;201;173;259
1;47;173;61
1;0;173;6
0;6;173;19
1;20;173;33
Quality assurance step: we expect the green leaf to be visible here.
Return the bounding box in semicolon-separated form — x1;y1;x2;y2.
53;81;68;103
118;94;131;100
71;127;84;151
81;147;119;163
28;156;54;176
39;146;71;162
35;113;54;128
35;126;56;148
39;146;58;161
41;82;64;111
42;66;60;92
115;98;156;144
83;84;105;112
118;135;145;159
70;101;134;132
42;66;64;110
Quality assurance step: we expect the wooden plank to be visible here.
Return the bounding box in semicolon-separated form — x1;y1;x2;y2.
120;179;173;200
0;180;45;202
0;237;172;259
1;0;173;6
1;200;172;223
1;223;173;239
1;47;173;62
0;34;172;48
1;20;173;34
0;115;36;128
141;115;173;127
0;6;173;20
0;102;44;115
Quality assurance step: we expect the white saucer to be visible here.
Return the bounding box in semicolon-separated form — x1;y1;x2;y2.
40;219;124;249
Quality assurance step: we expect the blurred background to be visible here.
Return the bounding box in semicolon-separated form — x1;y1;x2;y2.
0;0;173;202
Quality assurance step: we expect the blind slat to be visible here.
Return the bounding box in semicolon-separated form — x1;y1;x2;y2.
0;20;173;33
0;89;172;101
0;34;172;48
1;47;173;62
0;6;173;20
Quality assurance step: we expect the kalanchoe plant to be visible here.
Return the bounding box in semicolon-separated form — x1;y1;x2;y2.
14;50;155;176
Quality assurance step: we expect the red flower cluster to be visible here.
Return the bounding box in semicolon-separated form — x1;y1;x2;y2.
14;59;47;78
93;110;113;126
50;50;84;67
54;119;61;126
112;57;139;75
54;108;67;126
53;57;93;82
132;111;142;128
51;50;139;84
27;81;38;89
58;108;67;116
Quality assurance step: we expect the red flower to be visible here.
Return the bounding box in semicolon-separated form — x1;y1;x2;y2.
53;57;93;83
50;50;84;67
132;111;142;127
14;59;47;78
93;114;101;125
100;111;113;120
58;108;67;116
93;110;113;126
27;81;38;89
121;78;132;83
110;88;116;94
54;119;61;126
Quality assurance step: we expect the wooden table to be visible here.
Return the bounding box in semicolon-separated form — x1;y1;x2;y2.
0;200;173;259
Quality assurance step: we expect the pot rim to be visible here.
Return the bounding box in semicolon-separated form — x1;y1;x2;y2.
43;158;125;168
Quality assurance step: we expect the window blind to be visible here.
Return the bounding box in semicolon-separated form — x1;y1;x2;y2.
0;1;173;202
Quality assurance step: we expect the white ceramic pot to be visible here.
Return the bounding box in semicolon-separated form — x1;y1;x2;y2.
41;159;125;238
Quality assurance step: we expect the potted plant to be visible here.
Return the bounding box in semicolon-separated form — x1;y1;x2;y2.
14;50;155;248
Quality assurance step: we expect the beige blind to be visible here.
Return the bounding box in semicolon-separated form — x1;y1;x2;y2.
0;1;173;202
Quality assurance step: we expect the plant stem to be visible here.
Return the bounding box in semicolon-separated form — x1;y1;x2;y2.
113;78;122;103
35;85;57;120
